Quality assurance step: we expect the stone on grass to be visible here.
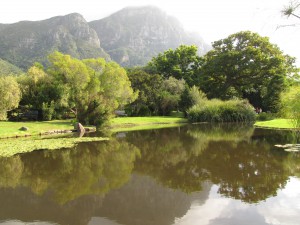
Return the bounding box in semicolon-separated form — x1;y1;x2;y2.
19;126;29;131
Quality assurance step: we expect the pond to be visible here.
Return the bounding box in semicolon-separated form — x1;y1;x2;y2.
0;124;300;225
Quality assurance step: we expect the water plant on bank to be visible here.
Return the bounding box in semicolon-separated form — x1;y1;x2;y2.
187;99;256;123
0;137;109;157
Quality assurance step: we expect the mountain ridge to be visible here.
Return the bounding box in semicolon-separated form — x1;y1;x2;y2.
89;6;210;67
0;6;210;70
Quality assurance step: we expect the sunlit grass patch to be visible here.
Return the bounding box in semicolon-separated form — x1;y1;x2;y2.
109;116;188;127
0;120;74;138
255;119;296;129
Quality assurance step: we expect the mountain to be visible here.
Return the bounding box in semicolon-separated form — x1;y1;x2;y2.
0;13;109;70
89;6;210;67
0;7;210;69
0;58;23;75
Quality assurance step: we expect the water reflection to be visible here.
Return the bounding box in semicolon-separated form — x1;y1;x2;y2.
125;124;294;203
0;124;300;225
0;139;140;204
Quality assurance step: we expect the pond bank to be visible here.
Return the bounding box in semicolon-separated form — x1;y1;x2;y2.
0;117;188;139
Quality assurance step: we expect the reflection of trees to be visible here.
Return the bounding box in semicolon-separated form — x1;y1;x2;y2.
0;156;23;188
283;153;300;178
197;141;288;203
0;140;140;204
125;124;294;203
125;124;254;193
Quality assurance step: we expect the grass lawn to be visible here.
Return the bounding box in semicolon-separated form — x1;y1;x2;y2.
0;117;188;138
0;120;75;138
255;119;296;129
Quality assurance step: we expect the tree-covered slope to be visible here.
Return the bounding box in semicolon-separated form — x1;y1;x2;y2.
0;58;23;75
89;6;210;67
0;13;110;70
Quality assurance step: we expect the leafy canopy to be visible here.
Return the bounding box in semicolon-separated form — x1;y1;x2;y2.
148;45;201;86
199;31;297;112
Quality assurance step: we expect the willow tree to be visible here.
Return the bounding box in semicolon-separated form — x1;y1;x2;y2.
199;31;297;112
47;52;137;125
0;76;21;120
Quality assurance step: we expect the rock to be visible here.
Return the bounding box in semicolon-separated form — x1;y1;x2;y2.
19;126;29;131
74;122;85;133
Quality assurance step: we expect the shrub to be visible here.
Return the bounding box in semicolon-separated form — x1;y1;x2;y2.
187;99;256;123
256;112;276;121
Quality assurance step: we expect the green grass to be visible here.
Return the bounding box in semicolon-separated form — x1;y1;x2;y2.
0;116;187;157
0;120;75;138
109;116;188;129
255;119;296;129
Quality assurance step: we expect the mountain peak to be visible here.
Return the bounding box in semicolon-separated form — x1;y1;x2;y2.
89;6;209;67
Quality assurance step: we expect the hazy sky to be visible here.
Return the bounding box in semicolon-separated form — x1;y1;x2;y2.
1;0;299;65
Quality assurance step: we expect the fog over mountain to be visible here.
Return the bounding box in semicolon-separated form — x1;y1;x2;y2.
0;6;210;70
89;6;210;67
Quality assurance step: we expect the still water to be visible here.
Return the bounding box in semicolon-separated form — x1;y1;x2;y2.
1;124;300;225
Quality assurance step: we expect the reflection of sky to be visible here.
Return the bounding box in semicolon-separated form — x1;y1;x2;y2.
173;177;300;225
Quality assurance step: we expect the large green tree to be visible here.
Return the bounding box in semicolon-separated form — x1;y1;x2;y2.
127;69;164;116
199;31;297;112
47;52;137;125
148;45;202;86
0;76;21;120
18;65;63;119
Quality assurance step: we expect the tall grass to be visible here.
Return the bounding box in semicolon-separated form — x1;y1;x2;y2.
187;99;256;123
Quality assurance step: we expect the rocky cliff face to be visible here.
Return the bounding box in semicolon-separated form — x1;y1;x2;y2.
0;13;109;69
89;6;210;67
0;7;210;70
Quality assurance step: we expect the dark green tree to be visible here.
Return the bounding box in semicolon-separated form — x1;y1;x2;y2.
127;69;164;116
199;31;297;112
148;45;202;86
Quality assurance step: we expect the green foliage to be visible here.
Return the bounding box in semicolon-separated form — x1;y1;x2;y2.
148;45;202;86
280;84;300;128
179;85;207;113
0;59;23;75
42;101;55;121
17;65;63;118
0;76;21;120
256;112;276;121
127;69;186;116
188;99;256;123
46;52;137;126
127;69;164;116
159;77;186;115
199;31;297;112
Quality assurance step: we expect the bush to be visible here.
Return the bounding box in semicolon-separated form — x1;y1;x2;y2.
187;99;256;123
256;112;275;121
